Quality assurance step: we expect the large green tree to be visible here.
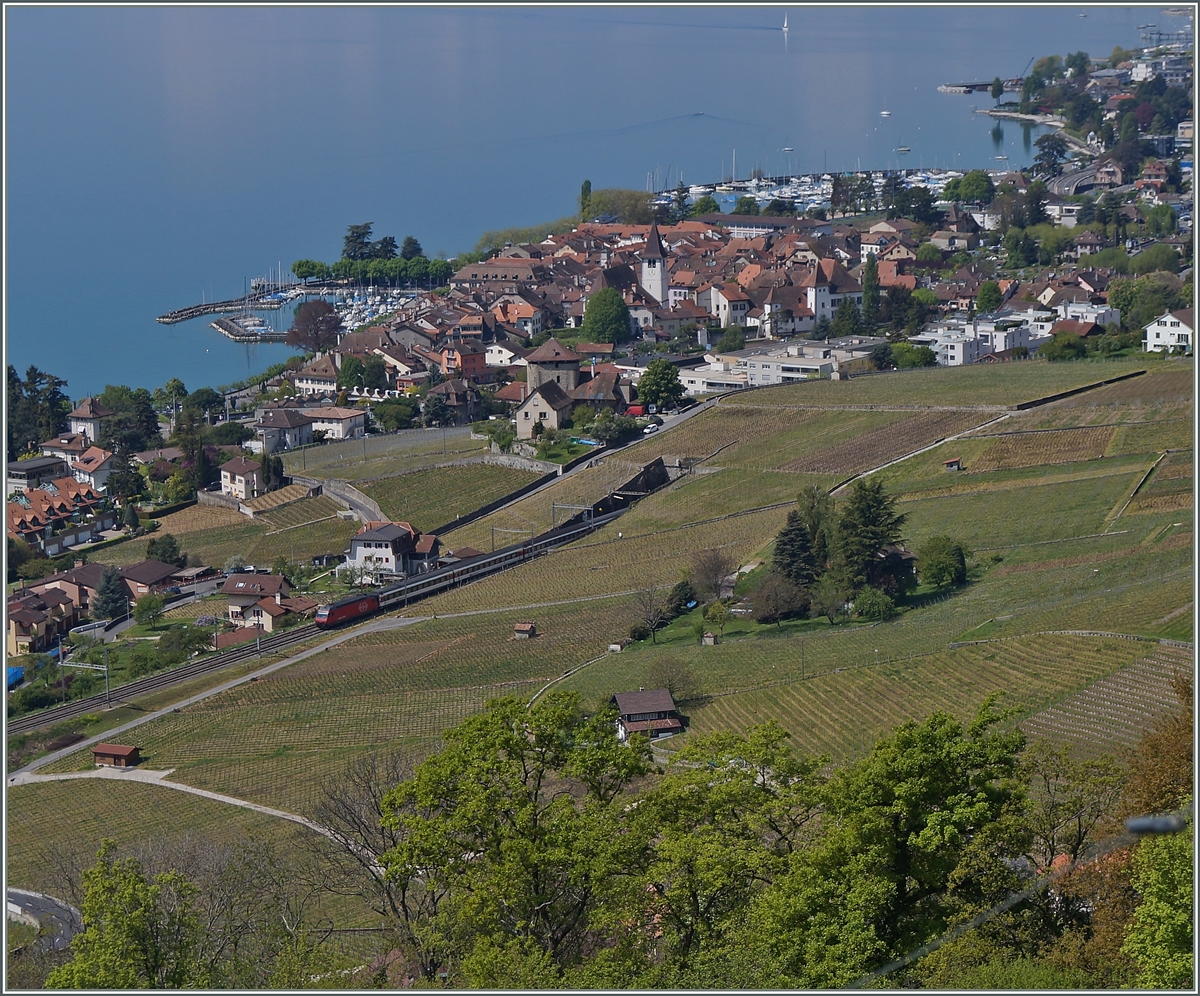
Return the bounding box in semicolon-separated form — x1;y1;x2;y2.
975;281;1003;313
917;535;968;588
92;565;129;620
836;478;907;592
581;287;633;344
1122;811;1194;989
7;365;71;461
773;510;818;589
636;359;685;408
46;840;208;989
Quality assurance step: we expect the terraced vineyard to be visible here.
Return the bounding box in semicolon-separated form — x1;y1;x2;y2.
719;357;1156;409
360;463;542;532
256;495;344;529
1019;643;1193;755
284;428;489;481
971;427;1117;472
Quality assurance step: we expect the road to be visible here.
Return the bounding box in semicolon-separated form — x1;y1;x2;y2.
6;889;82;951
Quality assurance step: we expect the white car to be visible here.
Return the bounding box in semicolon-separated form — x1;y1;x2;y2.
643;424;659;434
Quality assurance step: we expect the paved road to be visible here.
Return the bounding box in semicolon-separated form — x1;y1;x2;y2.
6;889;81;951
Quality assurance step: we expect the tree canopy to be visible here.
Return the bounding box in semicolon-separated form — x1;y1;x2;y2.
636;359;685;409
285;300;343;353
581;287;633;345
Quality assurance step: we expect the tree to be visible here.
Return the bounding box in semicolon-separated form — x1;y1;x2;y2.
716;328;745;352
916;242;943;262
342;222;374;261
650;656;700;703
753;570;809;628
1024;179;1049;226
7;364;72;462
732;196;759;216
852;586;894;622
1122;811;1194;989
690;195;720;217
133;593;165;627
890;342;937;368
871;343;893;370
1034;133;1069;178
809;573;849;625
1040;332;1088;361
957;170;995;205
107;456;144;502
809;315;832;341
773;511;817;589
146;533;186;568
579;179;592;220
704;600;729;638
691;548;736;601
285;300;342;353
400;235;424;260
581;287;633;345
975;281;1003;313
796;484;836;572
830;299;861;338
836;478;906;592
421;393;452;428
183;386;223;419
634;585;668;642
636;359;685;409
582;188;655;224
93;565;129;620
917;535;968;588
336;355;365;391
45;839;208;989
861;254;880;329
990;77;1004;102
224;554;247;574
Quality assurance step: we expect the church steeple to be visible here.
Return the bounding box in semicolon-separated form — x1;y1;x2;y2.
640;221;668;306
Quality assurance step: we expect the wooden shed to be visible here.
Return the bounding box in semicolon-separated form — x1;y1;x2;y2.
92;743;141;768
943;457;963;472
514;621;537;640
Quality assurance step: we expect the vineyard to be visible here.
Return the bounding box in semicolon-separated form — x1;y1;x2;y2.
360;463;542;532
720;356;1156;409
283;429;489;481
970;426;1117;472
1019;643;1193;756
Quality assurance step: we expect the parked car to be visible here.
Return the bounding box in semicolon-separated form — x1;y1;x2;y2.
647;415;665;426
642;424;659;434
163;586;182;595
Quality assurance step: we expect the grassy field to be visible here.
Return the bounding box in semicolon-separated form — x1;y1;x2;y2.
360;463;542;532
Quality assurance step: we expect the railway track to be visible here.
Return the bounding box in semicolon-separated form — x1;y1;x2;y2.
7;506;634;736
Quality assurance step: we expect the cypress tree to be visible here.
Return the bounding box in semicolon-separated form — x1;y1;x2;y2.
861;253;880;329
92;566;129;620
773;510;817;589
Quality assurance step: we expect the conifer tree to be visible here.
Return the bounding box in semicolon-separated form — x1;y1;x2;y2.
773;511;817;589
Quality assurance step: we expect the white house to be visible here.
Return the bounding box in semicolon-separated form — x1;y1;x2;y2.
485;342;529;368
344;521;418;579
220;456;262;500
67;397;116;444
305;406;366;440
1058;301;1120;328
254;408;314;454
293;354;340;396
70;446;114;491
1143;309;1193;353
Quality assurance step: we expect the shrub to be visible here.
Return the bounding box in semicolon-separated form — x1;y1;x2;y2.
628;623;651;642
853;587;896;622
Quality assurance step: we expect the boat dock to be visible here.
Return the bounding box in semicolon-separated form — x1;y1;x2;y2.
939;77;1023;94
156;282;299;324
210;316;289;342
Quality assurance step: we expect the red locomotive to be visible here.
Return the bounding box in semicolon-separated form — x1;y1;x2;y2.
315;593;381;629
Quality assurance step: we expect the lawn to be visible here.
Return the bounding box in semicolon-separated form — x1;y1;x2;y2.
360;463;542;532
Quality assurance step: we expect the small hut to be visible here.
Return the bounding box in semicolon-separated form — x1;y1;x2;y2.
92;743;141;768
514;621;537;640
943;457;963;472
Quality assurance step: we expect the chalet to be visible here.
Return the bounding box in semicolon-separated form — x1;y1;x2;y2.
220;456;262;500
611;688;683;742
1143;308;1193;353
345;521;419;578
221;573;293;631
92;743;141;768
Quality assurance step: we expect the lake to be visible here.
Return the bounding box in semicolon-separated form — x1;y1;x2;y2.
5;5;1157;393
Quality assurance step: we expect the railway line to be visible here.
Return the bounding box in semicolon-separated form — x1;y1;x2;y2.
7;510;626;736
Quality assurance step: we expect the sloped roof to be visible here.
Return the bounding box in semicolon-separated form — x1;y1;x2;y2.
221;574;291;596
120;560;181;586
612;688;677;717
220;456;261;475
523;380;574;412
69;397;115;420
525;338;582;364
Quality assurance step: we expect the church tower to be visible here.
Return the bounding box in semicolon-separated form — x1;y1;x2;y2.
640;221;668;307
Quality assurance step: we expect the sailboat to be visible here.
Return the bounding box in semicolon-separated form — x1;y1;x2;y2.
880;109;891;117
782;14;788;34
895;134;910;154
